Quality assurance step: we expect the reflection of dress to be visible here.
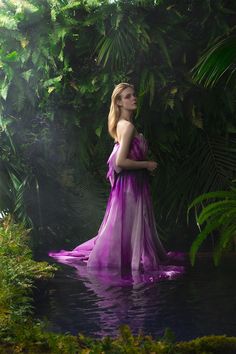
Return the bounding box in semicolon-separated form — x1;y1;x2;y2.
49;134;185;275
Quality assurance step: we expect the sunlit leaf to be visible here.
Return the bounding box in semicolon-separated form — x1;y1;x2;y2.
21;69;32;82
0;13;18;30
43;75;63;88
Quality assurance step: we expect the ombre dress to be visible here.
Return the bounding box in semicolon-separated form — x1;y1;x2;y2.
49;133;185;277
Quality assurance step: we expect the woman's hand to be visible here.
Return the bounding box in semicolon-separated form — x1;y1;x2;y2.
146;161;158;172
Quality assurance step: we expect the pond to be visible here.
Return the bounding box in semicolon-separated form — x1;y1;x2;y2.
35;254;236;341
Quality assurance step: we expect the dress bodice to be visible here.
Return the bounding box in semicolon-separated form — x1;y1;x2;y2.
126;134;148;160
107;134;148;187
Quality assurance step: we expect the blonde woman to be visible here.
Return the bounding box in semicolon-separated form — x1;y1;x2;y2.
49;83;185;278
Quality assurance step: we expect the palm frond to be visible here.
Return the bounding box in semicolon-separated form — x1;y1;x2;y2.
0;161;12;212
136;68;155;115
191;34;236;87
96;28;136;70
154;29;172;68
95;15;150;70
161;134;236;224
8;172;33;226
190;218;223;265
188;186;236;265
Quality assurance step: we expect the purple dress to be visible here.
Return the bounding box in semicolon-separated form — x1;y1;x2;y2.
49;134;185;276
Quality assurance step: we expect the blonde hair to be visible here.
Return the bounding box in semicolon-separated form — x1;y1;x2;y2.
108;83;134;140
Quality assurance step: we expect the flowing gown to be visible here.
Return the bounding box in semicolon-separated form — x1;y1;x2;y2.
49;133;186;276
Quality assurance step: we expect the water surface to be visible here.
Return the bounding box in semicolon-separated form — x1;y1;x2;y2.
35;255;236;340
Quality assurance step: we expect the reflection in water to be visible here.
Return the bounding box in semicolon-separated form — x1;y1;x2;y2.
76;267;151;337
73;261;185;286
36;256;236;340
69;263;185;337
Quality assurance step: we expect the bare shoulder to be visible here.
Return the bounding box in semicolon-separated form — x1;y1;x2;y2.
116;120;135;142
117;119;135;132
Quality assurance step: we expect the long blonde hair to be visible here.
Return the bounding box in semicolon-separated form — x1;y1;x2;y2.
108;83;134;141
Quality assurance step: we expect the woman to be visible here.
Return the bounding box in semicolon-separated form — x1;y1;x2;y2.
49;83;185;273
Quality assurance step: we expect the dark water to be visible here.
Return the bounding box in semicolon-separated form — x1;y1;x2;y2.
35;255;236;341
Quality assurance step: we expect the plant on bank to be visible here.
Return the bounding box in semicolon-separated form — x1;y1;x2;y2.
0;215;56;335
187;184;236;266
188;24;236;265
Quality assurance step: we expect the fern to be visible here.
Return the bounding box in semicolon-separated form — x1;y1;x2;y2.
192;33;236;87
188;186;236;265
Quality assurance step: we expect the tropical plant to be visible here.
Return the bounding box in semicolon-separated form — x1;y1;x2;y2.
191;31;236;88
187;185;236;266
0;215;56;330
187;8;236;263
0;119;32;225
157;131;236;222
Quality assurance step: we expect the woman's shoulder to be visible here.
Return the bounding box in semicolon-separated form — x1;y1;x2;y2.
116;120;136;143
117;119;134;129
116;120;136;135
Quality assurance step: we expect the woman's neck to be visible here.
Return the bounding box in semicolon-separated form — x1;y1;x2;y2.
119;111;133;123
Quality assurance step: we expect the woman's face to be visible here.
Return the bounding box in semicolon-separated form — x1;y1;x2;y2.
118;87;137;111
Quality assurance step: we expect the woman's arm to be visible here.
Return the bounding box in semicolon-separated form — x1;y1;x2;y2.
115;121;154;170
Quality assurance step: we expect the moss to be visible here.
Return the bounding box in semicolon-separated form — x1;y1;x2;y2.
1;327;235;353
176;335;236;354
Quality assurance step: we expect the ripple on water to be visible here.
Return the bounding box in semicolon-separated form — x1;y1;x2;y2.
35;256;236;340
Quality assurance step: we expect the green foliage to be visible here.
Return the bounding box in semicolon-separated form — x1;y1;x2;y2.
188;186;236;266
176;335;236;354
1;322;236;353
159;132;236;225
0;216;56;330
95;10;150;70
0;117;32;225
0;0;236;255
192;33;236;88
